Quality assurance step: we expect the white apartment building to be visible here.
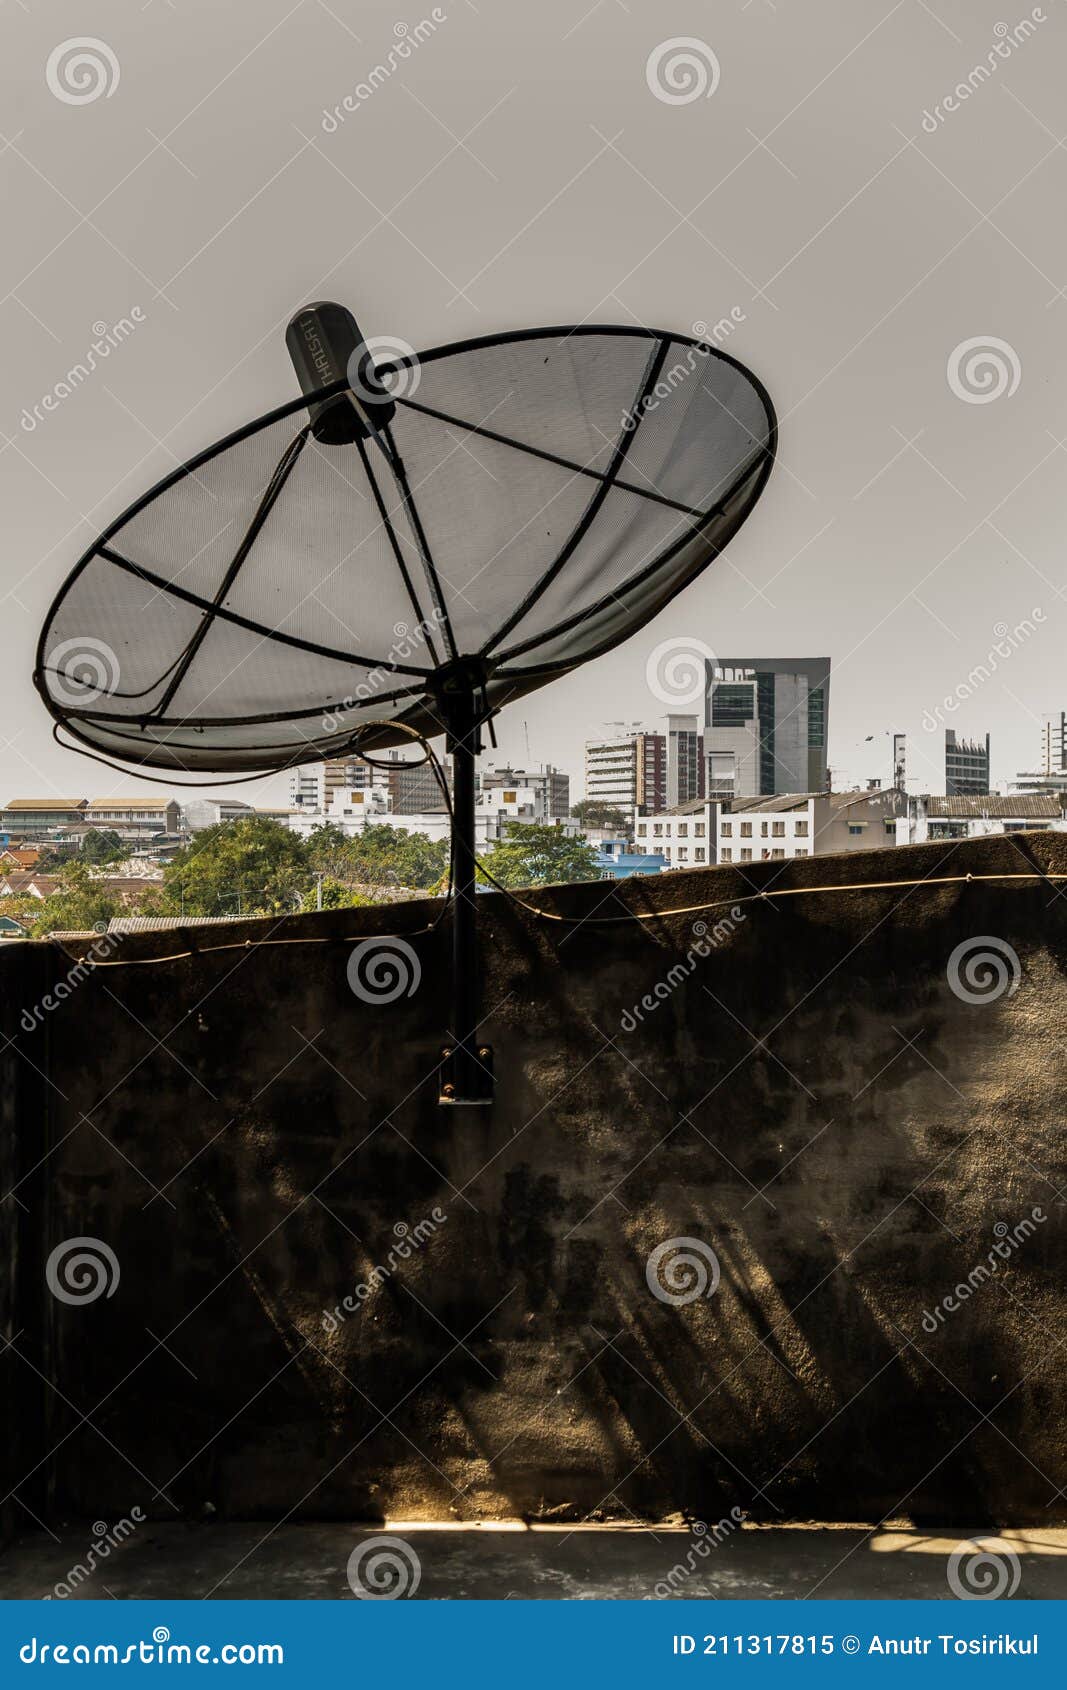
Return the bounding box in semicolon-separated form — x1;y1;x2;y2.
479;765;570;822
717;795;816;863
286;784;549;850
717;789;906;863
180;798;299;833
85;797;181;836
634;799;717;868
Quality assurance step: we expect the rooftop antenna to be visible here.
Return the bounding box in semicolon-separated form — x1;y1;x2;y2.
35;304;776;1106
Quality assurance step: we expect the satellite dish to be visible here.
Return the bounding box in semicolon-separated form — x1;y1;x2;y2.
35;303;777;1103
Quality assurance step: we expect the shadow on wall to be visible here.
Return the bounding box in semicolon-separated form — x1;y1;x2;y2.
1;831;1064;1527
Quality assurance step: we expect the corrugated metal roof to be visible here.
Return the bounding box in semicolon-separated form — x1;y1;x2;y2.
923;794;1061;818
106;914;249;933
86;797;174;810
725;794;817;813
3;798;87;810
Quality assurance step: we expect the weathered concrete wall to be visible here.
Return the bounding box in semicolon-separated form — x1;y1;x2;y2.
2;832;1065;1527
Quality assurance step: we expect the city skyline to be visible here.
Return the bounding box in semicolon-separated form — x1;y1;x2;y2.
4;3;1066;815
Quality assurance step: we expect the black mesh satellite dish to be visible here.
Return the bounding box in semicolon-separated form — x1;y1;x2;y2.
35;303;776;1103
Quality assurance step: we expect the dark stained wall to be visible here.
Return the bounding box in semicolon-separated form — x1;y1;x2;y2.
2;831;1065;1527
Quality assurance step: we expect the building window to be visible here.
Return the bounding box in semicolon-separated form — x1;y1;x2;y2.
721;822;732;837
771;848;785;859
795;820;808;837
848;824;863;835
796;848;808;857
721;847;732;861
694;822;705;837
772;820;785;837
760;820;769;837
740;821;752;838
695;847;705;862
678;847;688;861
653;824;662;836
740;848;752;862
637;823;646;836
678;823;688;837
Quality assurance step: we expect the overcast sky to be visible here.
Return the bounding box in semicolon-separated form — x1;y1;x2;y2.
3;0;1065;806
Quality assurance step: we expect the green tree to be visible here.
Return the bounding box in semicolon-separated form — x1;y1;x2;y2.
303;822;350;876
298;875;370;912
306;822;448;893
479;822;601;889
162;816;312;916
570;801;631;833
80;828;125;864
22;861;124;938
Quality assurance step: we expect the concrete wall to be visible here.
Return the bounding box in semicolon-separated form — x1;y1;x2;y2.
2;832;1065;1527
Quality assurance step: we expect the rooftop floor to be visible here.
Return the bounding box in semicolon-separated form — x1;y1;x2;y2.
2;1523;1065;1601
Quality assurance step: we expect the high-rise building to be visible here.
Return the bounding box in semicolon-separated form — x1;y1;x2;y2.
289;752;452;817
1011;713;1066;793
480;765;570;822
384;751;451;814
584;728;666;822
1041;712;1067;775
945;729;990;796
703;658;830;797
665;715;706;806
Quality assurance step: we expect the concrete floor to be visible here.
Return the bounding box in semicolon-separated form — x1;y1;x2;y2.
2;1523;1066;1600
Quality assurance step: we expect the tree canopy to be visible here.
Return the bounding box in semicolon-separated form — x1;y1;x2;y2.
304;821;448;892
479;822;601;889
14;861;158;939
9;811;606;934
80;828;125;864
162;816;311;916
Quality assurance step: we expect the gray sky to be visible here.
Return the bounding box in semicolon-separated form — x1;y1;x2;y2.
3;0;1065;806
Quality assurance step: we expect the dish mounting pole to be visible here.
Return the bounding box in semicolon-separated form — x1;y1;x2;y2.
435;661;494;1106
